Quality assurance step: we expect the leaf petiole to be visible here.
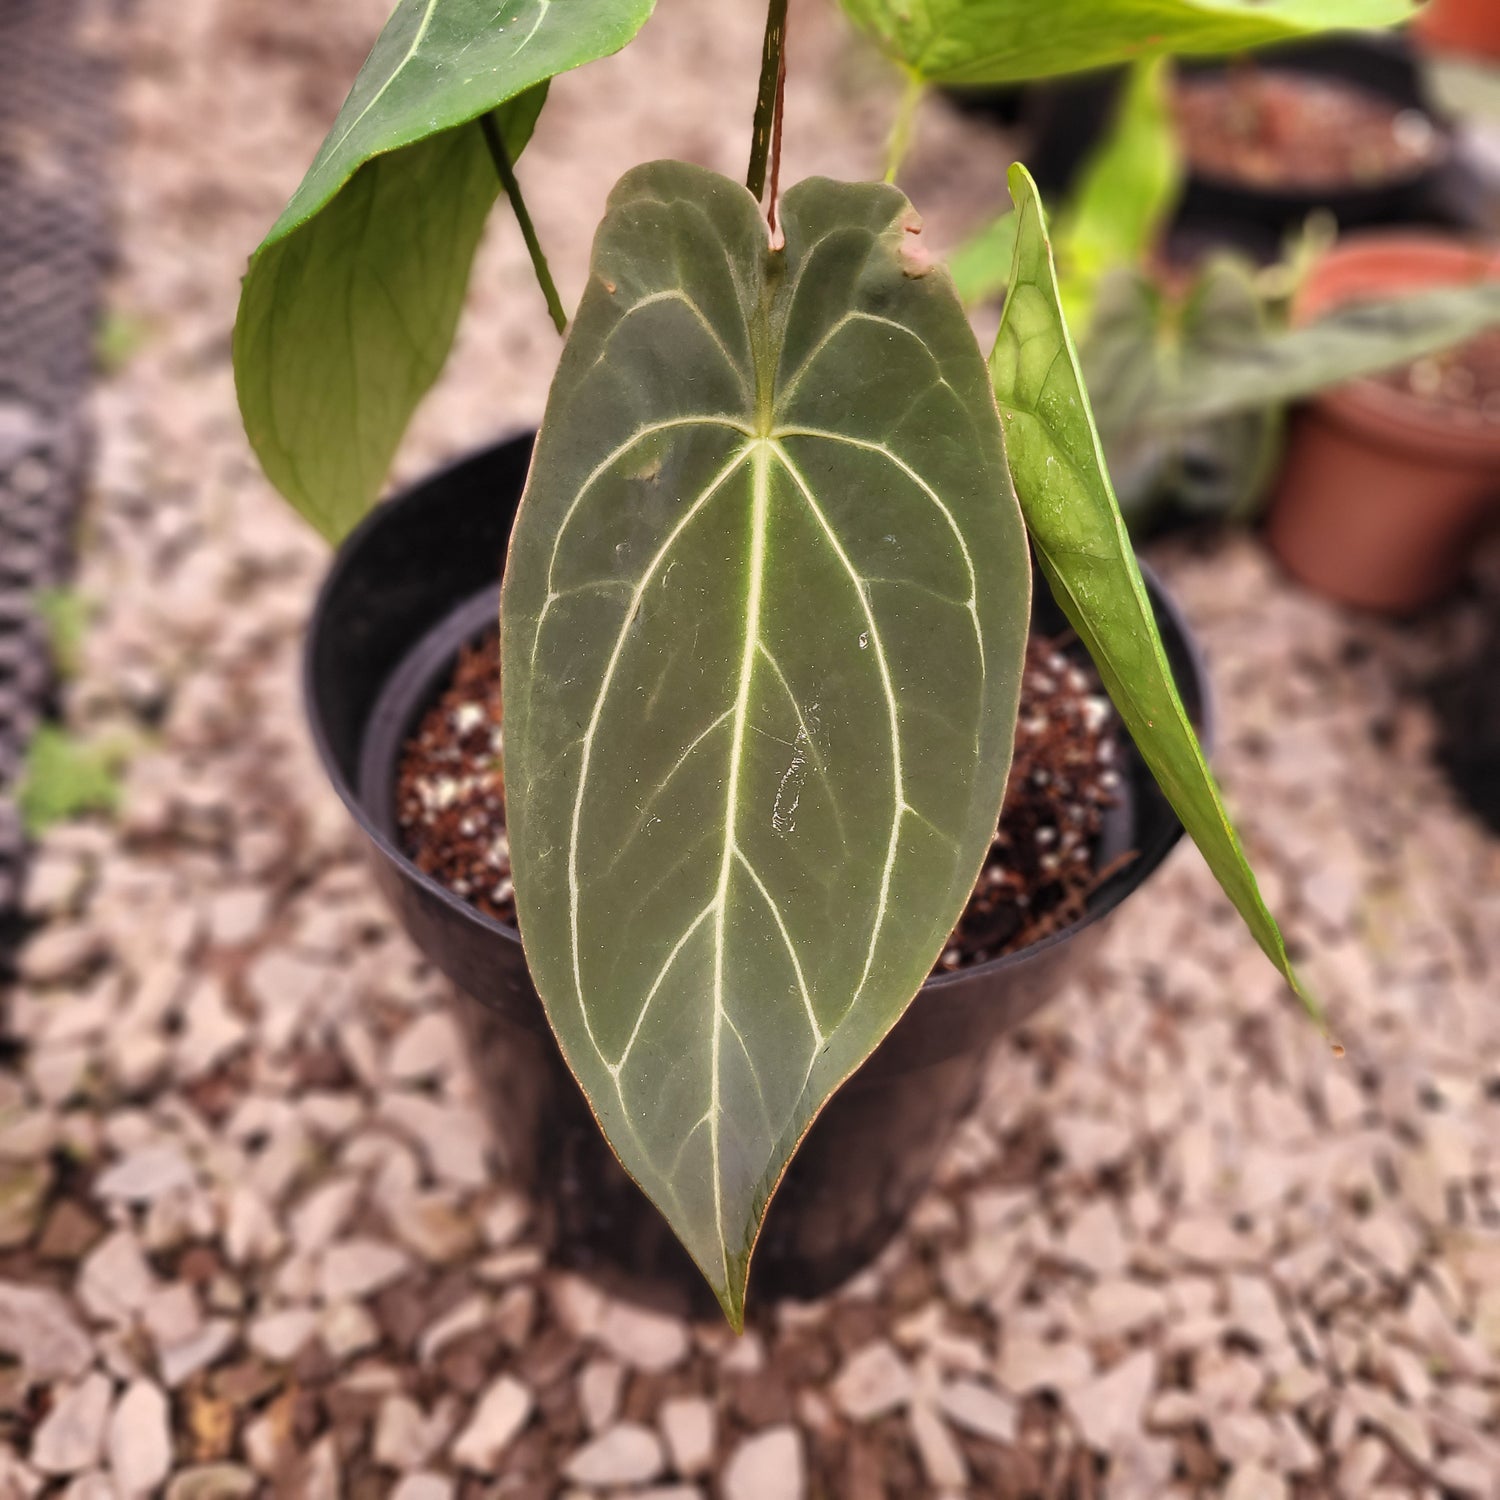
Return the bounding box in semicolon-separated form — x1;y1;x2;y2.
746;0;791;215
481;110;567;336
883;69;924;184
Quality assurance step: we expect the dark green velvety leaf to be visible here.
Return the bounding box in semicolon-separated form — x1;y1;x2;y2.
1147;278;1500;427
502;161;1031;1326
235;0;657;540
990;164;1319;1024
838;0;1418;84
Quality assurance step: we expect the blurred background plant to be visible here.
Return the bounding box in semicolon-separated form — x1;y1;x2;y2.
949;48;1500;532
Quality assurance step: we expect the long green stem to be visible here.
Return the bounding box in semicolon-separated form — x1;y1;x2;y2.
481;111;567;337
746;0;790;208
884;70;925;184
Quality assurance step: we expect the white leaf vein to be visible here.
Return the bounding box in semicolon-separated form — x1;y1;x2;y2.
532;415;754;671
734;846;823;1047
771;441;905;1024
609;900;715;1080
566;444;753;1073
773;425;986;676
776;309;951;408
705;441;773;1287
585;288;752;399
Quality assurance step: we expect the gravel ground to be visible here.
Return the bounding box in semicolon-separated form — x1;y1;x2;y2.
4;1;1500;1496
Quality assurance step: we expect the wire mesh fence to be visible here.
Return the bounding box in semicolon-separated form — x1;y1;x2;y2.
0;0;113;920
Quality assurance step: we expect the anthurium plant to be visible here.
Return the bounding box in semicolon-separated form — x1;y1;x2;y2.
235;0;1417;1326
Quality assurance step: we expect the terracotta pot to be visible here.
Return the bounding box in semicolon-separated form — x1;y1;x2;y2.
1266;234;1500;612
305;434;1210;1314
1416;0;1500;62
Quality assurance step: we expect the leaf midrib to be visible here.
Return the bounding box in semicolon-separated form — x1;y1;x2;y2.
707;439;772;1289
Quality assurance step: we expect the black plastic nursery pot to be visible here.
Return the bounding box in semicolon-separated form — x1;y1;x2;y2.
1001;36;1467;262
305;432;1211;1312
1171;54;1454;246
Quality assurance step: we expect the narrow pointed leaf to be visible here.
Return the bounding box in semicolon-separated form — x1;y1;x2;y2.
990;164;1318;1023
234;0;657;541
838;0;1419;85
502;161;1030;1325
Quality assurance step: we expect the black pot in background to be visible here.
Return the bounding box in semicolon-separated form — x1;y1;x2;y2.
974;34;1474;260
306;433;1211;1315
1174;40;1456;243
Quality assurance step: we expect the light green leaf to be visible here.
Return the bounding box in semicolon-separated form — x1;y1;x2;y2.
948;209;1018;309
1055;58;1181;333
949;59;1184;328
234;89;541;542
1147;279;1500;427
502;161;1031;1326
33;587;92;681
839;0;1419;85
990;164;1318;1024
262;0;652;245
234;0;657;540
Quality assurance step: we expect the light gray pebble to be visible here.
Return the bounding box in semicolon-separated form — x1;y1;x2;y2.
659;1395;715;1477
563;1423;664;1487
449;1375;532;1473
0;1281;94;1382
107;1380;171;1497
31;1372;113;1476
722;1426;805;1500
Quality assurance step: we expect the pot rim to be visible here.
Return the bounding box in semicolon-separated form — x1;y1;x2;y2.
1295;232;1500;463
304;432;1213;998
